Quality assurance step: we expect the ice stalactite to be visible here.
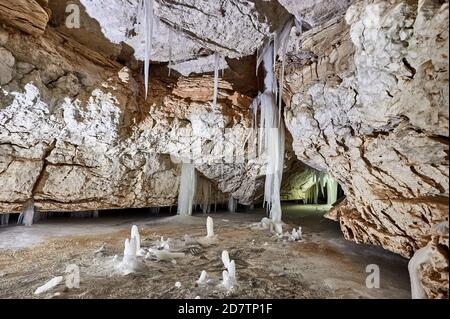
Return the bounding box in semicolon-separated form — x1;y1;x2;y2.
408;245;433;299
177;163;197;216
261;43;285;228
139;0;154;99
228;196;238;213
326;177;338;205
0;214;9;227
212;52;220;111
197;177;212;214
18;199;35;227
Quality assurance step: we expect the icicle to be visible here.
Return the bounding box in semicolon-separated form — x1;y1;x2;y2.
206;217;214;238
212;52;220;111
177;163;197;216
0;214;10;227
228;196;237;213
141;0;154;99
168;27;173;76
326;176;338;205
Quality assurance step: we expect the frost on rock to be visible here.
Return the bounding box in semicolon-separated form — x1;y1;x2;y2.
34;276;64;295
177;163;197;216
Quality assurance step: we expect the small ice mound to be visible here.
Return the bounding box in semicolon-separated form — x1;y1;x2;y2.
147;248;185;262
156;236;170;250
175;282;182;289
291;227;302;241
254;218;283;234
34;276;64;295
196;270;209;285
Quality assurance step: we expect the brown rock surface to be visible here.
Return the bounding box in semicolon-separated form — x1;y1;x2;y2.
284;0;449;298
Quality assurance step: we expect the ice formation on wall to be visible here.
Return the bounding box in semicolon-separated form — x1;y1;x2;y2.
177;163;197;216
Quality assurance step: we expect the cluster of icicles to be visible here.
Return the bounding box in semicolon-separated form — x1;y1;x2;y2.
303;171;339;205
137;1;303;232
138;0;224;104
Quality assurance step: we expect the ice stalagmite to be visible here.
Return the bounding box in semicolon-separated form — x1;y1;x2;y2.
131;225;141;253
206;217;214;238
139;0;154;99
222;250;230;269
212;52;220;111
177;163;197;216
408;245;433;299
196;270;209;285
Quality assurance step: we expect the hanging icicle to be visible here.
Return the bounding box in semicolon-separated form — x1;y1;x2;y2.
139;0;154;99
212;52;220;111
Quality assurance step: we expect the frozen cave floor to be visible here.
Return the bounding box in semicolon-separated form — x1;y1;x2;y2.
0;204;411;299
